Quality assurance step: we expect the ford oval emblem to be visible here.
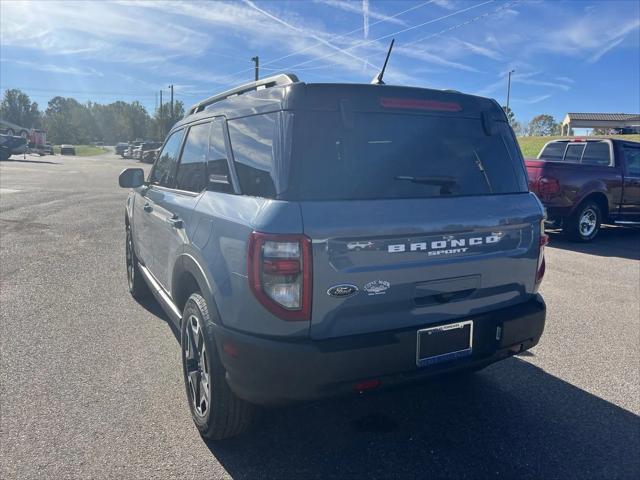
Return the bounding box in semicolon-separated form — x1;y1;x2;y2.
327;284;359;298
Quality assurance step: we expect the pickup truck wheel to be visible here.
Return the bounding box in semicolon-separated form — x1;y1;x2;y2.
565;201;601;242
126;226;150;298
0;149;9;161
181;293;255;440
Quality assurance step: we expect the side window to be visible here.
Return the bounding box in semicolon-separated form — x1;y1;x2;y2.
564;143;585;163
624;147;640;176
581;142;611;166
208;120;233;194
176;123;210;193
539;142;566;162
149;130;184;187
227;113;277;198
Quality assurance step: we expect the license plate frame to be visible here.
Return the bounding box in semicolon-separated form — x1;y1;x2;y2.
416;320;473;367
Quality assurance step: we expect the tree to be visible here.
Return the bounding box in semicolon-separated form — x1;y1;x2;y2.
502;105;517;128
527;114;557;136
153;100;184;140
0;89;41;129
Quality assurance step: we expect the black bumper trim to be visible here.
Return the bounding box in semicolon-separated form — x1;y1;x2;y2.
213;295;546;406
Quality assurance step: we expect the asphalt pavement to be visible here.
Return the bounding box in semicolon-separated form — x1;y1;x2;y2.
1;151;639;479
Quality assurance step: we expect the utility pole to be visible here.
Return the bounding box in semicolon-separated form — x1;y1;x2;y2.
251;56;259;81
168;84;174;120
506;69;515;116
159;90;163;138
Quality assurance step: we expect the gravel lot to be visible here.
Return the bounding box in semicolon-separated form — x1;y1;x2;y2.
1;151;639;479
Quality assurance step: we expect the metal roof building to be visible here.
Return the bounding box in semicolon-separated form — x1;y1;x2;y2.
561;112;640;135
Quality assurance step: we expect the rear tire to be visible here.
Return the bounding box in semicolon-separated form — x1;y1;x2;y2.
126;225;150;299
181;293;255;440
564;200;601;242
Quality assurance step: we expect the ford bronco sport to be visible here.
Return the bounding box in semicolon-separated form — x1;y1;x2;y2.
119;74;547;439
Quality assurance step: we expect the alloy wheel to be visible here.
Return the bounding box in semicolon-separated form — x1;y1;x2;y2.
184;314;211;417
579;208;597;237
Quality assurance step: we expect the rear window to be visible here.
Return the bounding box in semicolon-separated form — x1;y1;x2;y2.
539;142;566;161
287;111;527;201
539;141;611;166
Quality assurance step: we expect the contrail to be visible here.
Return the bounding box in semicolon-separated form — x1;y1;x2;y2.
363;0;370;39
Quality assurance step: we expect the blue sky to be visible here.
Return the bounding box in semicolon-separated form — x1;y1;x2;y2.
1;0;638;125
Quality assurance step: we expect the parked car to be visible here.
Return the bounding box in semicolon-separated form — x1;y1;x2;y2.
119;74;547;440
0;133;27;160
132;146;143;160
526;138;640;241
43;142;54;155
142;148;160;163
139;142;163;163
124;141;142;159
611;126;640;135
60;144;76;155
115;142;129;156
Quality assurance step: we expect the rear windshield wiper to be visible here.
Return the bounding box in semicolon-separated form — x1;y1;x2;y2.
394;175;458;194
395;175;457;185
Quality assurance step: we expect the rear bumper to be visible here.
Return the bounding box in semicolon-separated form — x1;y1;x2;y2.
213;295;546;406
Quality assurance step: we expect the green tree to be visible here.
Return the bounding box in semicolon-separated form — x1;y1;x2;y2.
0;89;41;129
502;105;517;128
527;114;557;136
153;100;184;140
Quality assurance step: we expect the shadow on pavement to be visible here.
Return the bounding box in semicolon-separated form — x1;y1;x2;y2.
206;358;640;479
136;295;180;340
1;158;61;165
548;225;640;260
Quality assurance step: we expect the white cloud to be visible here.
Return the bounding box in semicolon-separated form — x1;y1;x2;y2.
512;94;553;105
1;58;103;77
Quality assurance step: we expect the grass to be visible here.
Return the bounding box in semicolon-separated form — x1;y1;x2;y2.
54;145;108;156
517;135;640;158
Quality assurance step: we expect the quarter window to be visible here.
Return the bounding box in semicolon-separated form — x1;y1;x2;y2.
227;113;278;198
149;130;184;187
176;123;210;193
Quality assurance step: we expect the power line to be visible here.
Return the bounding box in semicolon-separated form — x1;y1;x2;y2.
274;0;495;74
216;0;437;86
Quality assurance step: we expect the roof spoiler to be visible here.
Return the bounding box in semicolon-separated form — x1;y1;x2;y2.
187;73;300;115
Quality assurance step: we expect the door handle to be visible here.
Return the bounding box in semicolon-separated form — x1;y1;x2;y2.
169;215;183;229
143;203;153;213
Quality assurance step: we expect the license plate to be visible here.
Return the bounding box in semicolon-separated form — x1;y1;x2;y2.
416;320;473;367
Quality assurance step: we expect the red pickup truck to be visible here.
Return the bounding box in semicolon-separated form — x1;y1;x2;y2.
526;138;640;241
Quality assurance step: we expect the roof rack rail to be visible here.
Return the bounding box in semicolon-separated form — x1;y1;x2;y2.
187;73;300;115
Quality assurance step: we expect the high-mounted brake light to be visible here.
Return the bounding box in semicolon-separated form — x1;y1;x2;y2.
248;232;312;321
535;221;549;288
380;97;462;112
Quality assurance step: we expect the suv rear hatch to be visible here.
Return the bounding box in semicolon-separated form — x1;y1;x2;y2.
288;97;543;340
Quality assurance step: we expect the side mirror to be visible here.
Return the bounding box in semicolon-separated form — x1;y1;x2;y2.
119;168;145;188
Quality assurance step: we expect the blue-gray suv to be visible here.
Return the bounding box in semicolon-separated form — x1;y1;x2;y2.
119;74;547;439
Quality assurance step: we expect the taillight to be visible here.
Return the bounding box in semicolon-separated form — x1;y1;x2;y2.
537;176;560;197
535;220;549;288
247;232;312;321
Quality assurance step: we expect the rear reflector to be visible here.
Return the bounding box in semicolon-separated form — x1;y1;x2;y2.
355;379;381;392
380;97;462;112
536;221;549;287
